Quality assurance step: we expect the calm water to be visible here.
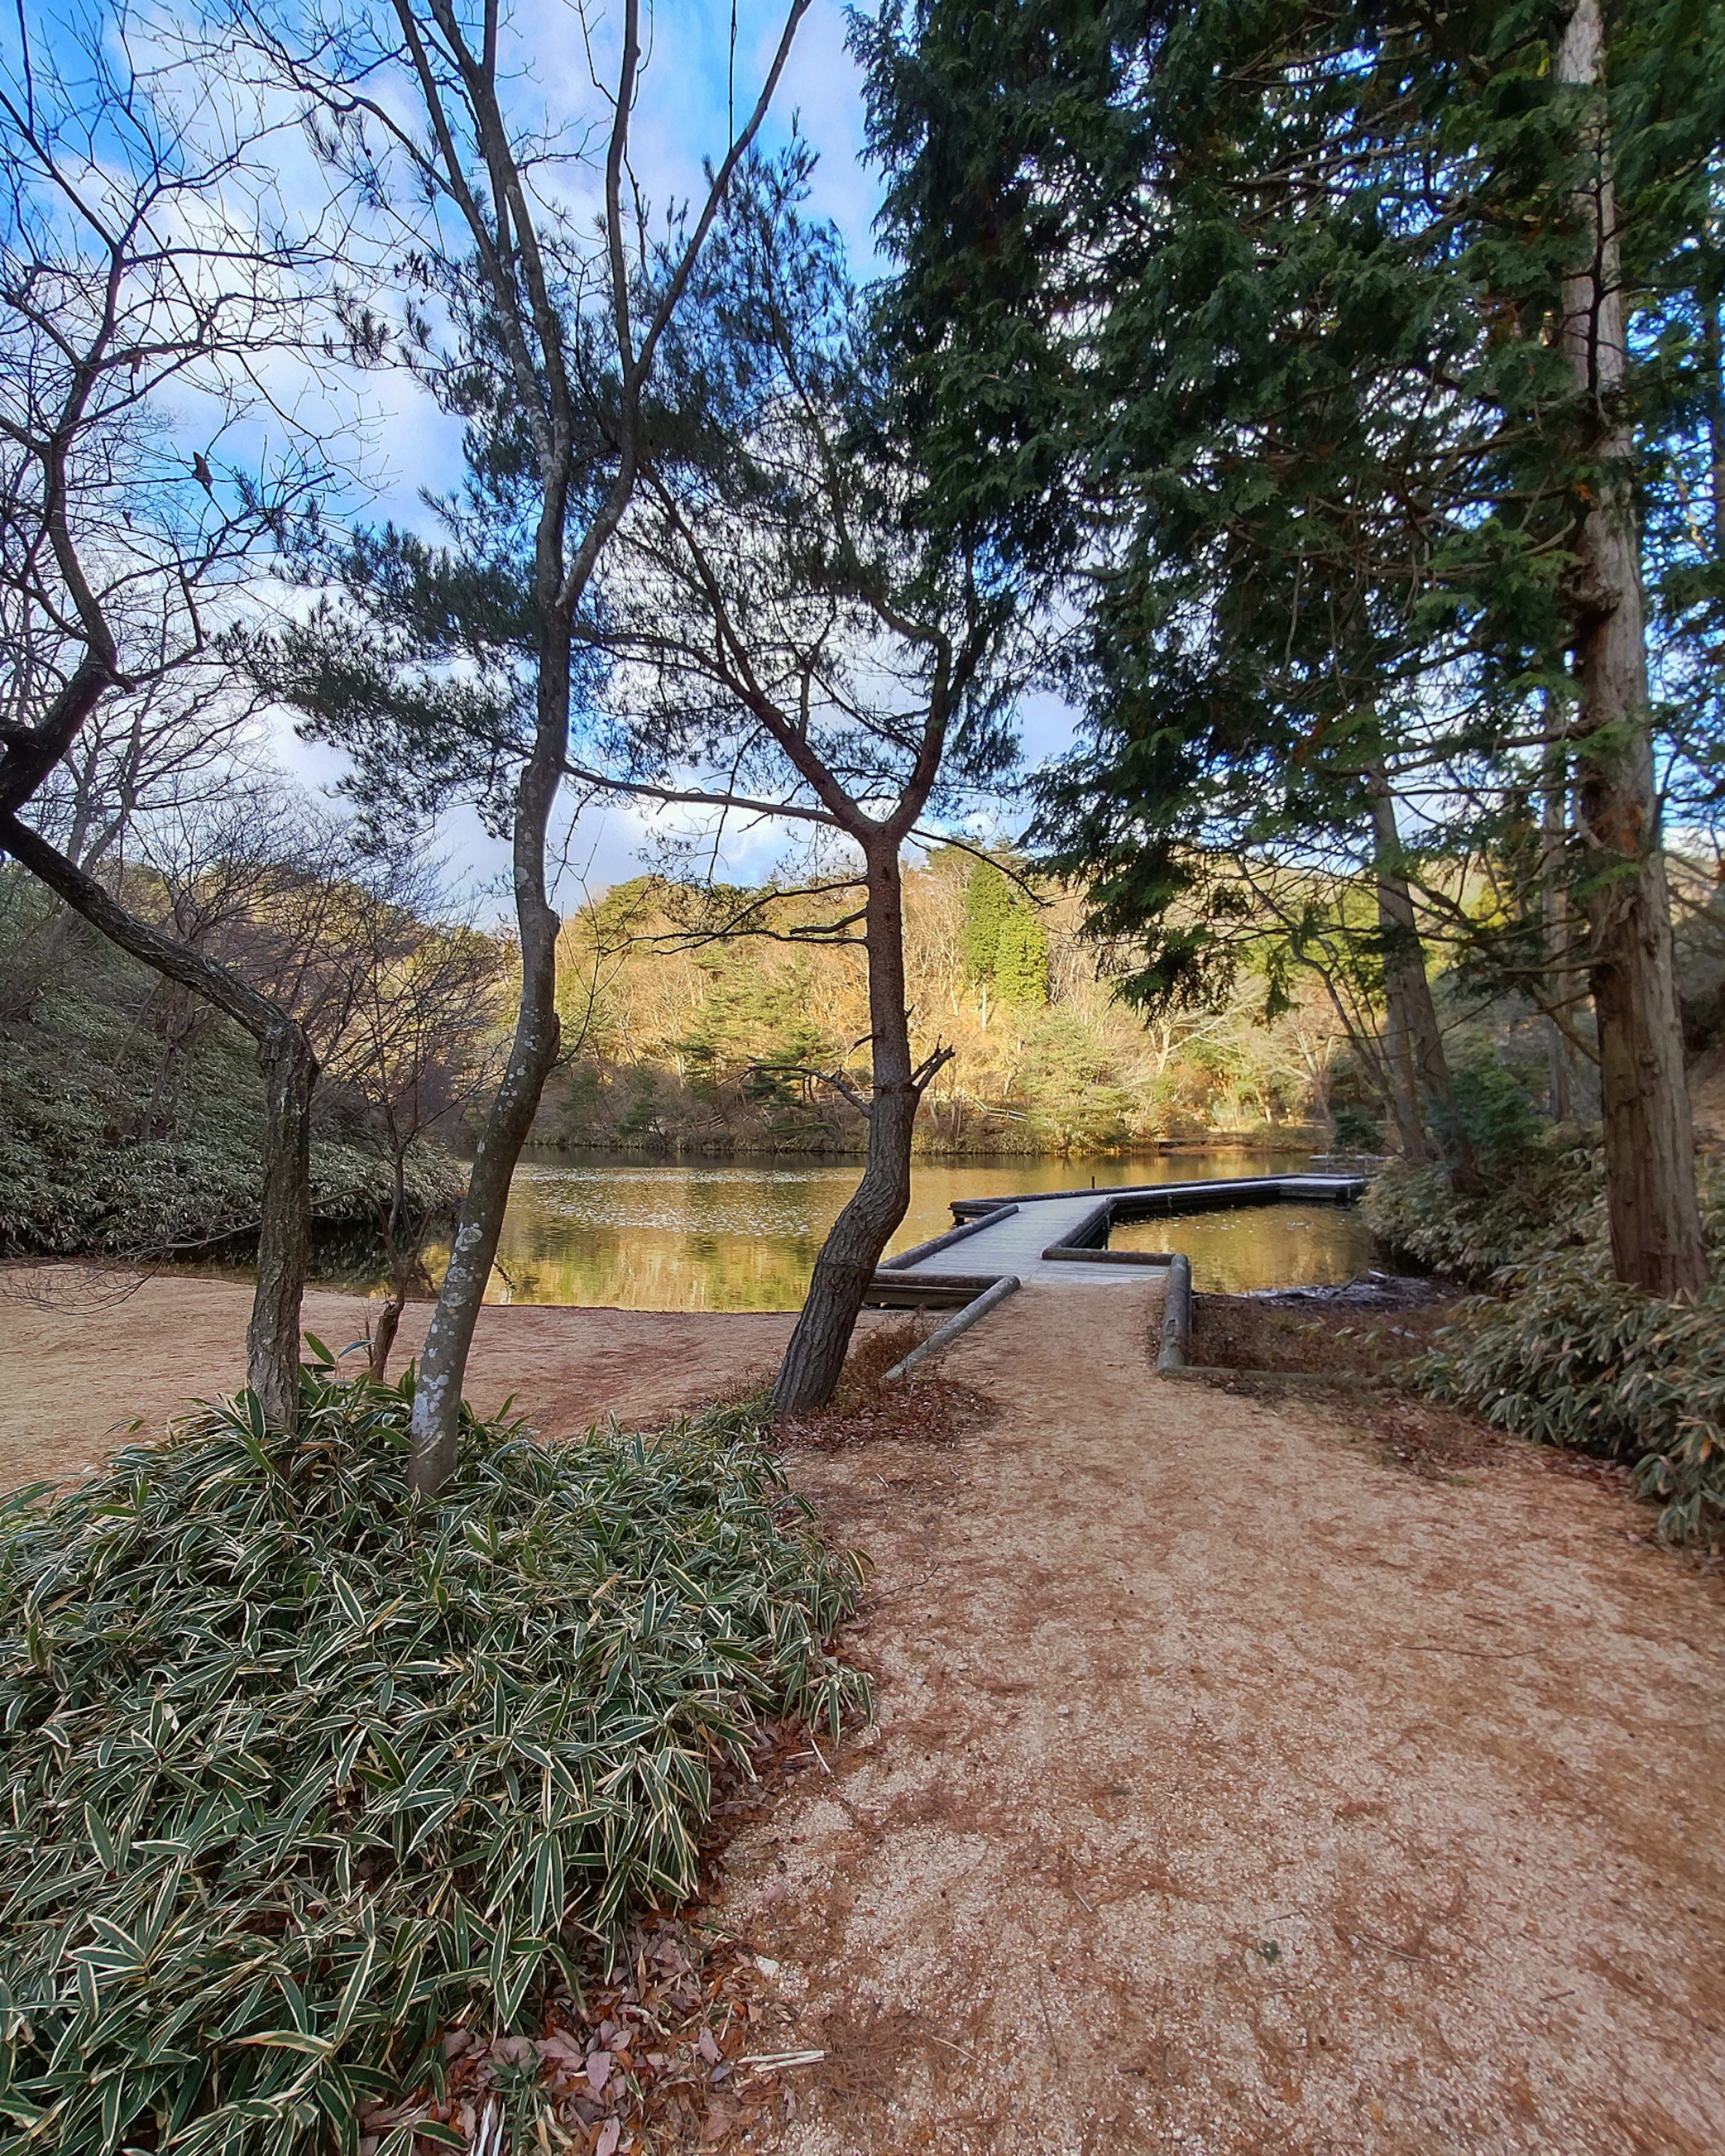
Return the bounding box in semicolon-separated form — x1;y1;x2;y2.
456;1149;1381;1308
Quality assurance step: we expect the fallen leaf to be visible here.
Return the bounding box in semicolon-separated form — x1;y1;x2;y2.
586;2051;613;2096
697;2029;721;2066
595;2121;622;2156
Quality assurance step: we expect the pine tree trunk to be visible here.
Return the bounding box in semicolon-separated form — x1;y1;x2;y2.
774;843;920;1413
1542;748;1576;1121
1557;0;1707;1296
407;658;565;1495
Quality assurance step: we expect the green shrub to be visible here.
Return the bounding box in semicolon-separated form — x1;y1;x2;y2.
1329;1105;1383;1152
1398;1158;1725;1548
1432;1061;1545;1178
1361;1125;1603;1281
0;1362;868;2154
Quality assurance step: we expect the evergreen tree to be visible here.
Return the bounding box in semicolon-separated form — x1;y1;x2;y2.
995;901;1050;1007
860;0;1724;1295
961;858;1013;981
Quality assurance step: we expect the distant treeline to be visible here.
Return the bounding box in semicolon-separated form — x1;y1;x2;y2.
540;851;1370;1158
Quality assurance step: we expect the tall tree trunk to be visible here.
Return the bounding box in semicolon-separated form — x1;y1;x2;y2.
250;1021;316;1430
1541;744;1576;1121
1366;762;1480;1188
1702;295;1725;557
1557;0;1707;1296
407;642;566;1494
0;812;317;1425
774;843;921;1413
1377;976;1433;1164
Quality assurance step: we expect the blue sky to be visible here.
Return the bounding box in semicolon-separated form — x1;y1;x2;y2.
270;0;1076;913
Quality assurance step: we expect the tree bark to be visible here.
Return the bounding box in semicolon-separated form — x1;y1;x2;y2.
250;1020;316;1430
773;843;922;1414
406;636;566;1493
1557;0;1707;1296
1366;763;1480;1188
1541;747;1576;1121
369;1295;405;1384
0;812;317;1424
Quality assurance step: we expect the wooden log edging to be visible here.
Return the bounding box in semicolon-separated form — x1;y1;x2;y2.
1156;1254;1193;1375
1161;1363;1378;1391
862;1269;1012;1309
880;1272;1020;1385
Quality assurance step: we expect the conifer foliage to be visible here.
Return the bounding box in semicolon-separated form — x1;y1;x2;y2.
859;0;1725;1296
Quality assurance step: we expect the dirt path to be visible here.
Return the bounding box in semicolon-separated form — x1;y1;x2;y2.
0;1268;812;1492
6;1267;1722;2149
712;1281;1725;2155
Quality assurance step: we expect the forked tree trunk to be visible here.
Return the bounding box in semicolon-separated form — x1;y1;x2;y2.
367;1171;410;1383
407;662;565;1494
1557;0;1707;1297
774;843;920;1414
0;812;317;1427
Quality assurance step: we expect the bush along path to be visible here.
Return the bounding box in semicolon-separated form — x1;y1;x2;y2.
0;1356;868;2155
1366;1144;1725;1548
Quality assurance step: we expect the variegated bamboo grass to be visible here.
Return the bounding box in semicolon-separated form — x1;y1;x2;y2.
0;1353;868;2155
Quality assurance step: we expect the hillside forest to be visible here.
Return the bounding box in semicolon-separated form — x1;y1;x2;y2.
545;850;1725;1161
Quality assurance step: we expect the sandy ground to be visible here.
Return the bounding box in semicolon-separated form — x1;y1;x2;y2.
706;1280;1725;2156
0;1267;810;1490
4;1268;1723;2152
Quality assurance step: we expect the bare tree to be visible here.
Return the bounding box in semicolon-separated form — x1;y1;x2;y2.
242;0;810;1489
0;1;348;1421
0;2;335;818
30;676;259;873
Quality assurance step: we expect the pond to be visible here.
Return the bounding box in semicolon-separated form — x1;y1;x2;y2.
429;1148;1383;1308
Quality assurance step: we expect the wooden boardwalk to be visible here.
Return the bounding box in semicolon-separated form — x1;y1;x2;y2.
877;1173;1367;1290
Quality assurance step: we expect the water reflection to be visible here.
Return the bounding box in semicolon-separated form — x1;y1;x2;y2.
1109;1203;1379;1295
467;1149;1374;1308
